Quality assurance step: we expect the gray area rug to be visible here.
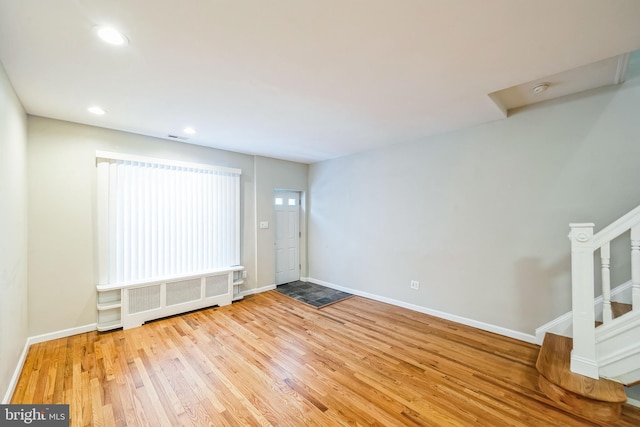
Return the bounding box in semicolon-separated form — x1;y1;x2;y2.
276;281;353;308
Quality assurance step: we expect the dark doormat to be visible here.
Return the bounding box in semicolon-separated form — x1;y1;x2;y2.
276;281;353;308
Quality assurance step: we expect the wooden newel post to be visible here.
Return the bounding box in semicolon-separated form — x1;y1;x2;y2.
568;223;599;379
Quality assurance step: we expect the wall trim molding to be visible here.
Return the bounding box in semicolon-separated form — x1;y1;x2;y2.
2;339;29;404
535;280;633;344
570;354;600;379
240;284;276;297
628;397;640;409
534;311;574;345
597;339;640;370
28;323;97;346
2;323;97;403
597;311;640;343
307;277;536;344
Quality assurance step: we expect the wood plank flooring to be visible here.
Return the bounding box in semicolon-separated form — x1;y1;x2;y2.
11;291;640;426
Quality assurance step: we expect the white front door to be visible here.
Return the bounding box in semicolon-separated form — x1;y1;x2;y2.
275;191;300;285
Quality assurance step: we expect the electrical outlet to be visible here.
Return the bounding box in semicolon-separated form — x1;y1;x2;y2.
410;280;420;290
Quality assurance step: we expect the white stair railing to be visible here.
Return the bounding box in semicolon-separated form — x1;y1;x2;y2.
569;205;640;379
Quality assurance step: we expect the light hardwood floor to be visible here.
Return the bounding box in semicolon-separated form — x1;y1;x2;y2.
11;291;640;426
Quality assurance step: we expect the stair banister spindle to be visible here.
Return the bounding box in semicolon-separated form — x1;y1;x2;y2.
601;243;612;324
631;225;640;311
568;223;599;379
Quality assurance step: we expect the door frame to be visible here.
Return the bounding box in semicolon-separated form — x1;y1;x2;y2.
274;189;302;285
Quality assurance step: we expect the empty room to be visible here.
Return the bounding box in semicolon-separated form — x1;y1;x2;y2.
3;1;640;426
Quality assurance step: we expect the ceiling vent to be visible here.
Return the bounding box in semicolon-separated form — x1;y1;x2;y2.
167;134;189;141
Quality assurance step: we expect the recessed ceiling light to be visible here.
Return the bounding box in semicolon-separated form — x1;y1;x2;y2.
183;127;197;135
96;26;128;46
88;106;106;115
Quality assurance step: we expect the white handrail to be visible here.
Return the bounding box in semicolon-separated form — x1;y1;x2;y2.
593;204;640;248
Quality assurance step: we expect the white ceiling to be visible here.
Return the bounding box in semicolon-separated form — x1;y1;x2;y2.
1;1;640;163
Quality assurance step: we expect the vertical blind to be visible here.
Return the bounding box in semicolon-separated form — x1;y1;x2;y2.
96;152;241;285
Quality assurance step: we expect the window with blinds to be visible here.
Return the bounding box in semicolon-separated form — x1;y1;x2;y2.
96;152;241;285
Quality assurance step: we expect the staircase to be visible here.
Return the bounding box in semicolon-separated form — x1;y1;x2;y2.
536;206;640;421
536;301;634;421
537;333;627;422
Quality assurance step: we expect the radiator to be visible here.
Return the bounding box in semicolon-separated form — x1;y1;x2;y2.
97;266;244;331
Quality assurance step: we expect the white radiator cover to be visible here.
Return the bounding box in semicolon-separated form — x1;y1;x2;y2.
97;266;244;331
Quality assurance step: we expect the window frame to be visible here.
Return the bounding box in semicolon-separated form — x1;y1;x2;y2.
96;151;241;286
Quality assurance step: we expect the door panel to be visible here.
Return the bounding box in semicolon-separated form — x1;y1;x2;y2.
275;191;300;285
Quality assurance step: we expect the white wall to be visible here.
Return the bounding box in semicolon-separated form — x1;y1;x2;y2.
0;62;28;401
308;71;640;335
254;156;308;287
28;118;243;335
27;117;308;336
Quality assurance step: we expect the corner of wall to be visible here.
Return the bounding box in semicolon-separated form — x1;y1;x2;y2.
0;60;29;402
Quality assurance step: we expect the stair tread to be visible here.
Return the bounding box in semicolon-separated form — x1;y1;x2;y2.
612;301;632;318
536;333;626;403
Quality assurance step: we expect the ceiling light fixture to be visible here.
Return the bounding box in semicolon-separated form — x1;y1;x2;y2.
96;26;128;46
532;82;550;94
88;106;106;115
183;127;197;135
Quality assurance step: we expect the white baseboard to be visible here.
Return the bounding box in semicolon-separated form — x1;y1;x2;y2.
2;339;29;404
28;323;97;345
240;284;276;297
611;280;634;303
535;280;633;344
534;311;573;345
307;277;537;344
628;397;640;408
2;323;97;404
570;354;600;379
